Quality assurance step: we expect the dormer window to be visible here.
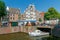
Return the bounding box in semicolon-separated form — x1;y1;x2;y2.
29;7;32;10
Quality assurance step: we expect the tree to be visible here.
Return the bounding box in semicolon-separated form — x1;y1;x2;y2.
0;1;6;26
57;13;60;19
39;18;42;22
44;7;59;20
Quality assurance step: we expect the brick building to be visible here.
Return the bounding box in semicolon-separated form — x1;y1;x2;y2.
0;7;21;34
0;4;45;34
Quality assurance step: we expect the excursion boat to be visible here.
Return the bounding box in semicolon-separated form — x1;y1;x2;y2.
28;30;49;36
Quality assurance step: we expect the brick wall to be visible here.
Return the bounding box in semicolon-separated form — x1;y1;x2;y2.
0;27;11;34
0;26;37;34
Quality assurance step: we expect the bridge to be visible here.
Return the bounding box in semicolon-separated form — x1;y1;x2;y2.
37;26;54;35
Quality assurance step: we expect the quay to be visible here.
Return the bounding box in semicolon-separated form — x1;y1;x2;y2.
0;26;54;34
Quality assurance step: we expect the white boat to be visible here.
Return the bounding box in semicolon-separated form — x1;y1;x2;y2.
28;30;49;36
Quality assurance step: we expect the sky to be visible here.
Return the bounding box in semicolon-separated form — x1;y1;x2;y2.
2;0;60;13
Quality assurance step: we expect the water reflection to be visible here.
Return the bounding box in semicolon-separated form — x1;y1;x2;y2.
29;36;49;40
30;36;60;40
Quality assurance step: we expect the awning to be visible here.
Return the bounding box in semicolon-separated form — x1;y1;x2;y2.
18;20;36;22
11;22;18;26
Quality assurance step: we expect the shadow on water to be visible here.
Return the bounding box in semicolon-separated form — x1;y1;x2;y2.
29;35;60;40
29;35;49;40
46;20;60;40
43;36;60;40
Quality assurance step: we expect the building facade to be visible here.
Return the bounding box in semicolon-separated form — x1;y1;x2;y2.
21;4;44;23
2;7;20;27
0;4;44;34
8;7;20;22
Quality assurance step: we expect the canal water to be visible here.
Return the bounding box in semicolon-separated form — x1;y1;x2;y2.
29;36;60;40
29;35;49;40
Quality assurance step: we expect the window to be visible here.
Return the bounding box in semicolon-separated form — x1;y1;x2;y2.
10;17;12;19
13;17;14;20
13;14;14;16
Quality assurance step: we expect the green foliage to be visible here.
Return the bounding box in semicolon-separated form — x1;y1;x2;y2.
44;7;60;20
39;18;42;22
57;14;60;19
0;1;6;18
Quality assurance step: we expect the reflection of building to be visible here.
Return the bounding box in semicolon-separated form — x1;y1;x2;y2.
21;4;44;23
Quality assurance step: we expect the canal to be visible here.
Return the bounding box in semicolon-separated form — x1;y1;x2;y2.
37;28;51;34
29;35;60;40
29;28;60;40
29;35;49;40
